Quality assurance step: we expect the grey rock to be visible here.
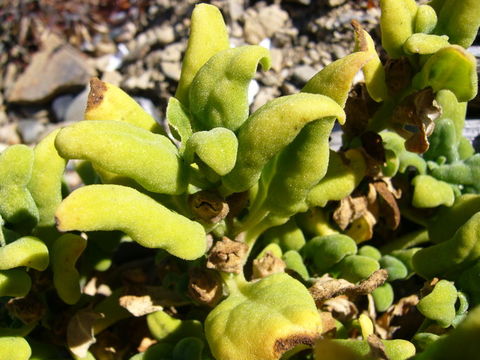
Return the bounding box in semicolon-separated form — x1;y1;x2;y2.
65;88;89;123
52;94;75;122
292;64;317;84
244;5;290;44
17;119;46;144
7;42;95;103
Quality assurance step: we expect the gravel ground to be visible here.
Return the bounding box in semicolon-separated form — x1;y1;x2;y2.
0;0;478;148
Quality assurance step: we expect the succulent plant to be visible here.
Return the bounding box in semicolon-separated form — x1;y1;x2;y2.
1;1;480;359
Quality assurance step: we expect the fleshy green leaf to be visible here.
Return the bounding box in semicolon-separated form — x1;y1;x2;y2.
429;0;480;48
175;3;230;107
205;273;321;360
166;97;193;148
307;149;366;208
0;145;39;226
222;93;345;194
380;0;418;58
412;45;478;102
184;127;238;176
55;120;188;195
411;175;455;208
28;129;67;227
189;45;271;131
417;280;457;327
55;185;207;260
403;34;450;55
0;236;49;271
413;212;480;278
52;234;86;304
85;78;163;134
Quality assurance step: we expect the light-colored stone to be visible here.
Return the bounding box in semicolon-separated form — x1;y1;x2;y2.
292;64;317;84
7;43;95;103
244;5;290;44
161;61;182;81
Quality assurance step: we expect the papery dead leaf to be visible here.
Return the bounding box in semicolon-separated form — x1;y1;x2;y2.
322;297;359;323
188;190;229;223
188;268;223;307
309;270;388;306
373;180;401;230
206;237;249;273
119;285;189;316
67;309;104;358
252;251;286;279
391;88;441;153
377;295;420;339
118;295;163;317
384;58;413;95
6;293;46;324
333;196;370;230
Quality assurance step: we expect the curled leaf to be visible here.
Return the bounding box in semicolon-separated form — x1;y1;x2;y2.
55;120;187;195
175;3;229;107
205;273;322;360
56;185;207;260
222;93;345;194
190;46;271;131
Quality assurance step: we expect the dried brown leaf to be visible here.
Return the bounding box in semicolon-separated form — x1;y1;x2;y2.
67;309;104;358
385;58;413;95
252;251;286;279
373;180;401;230
310;270;388;306
377;295;420;339
137;337;157;353
188;268;223;307
118;295;163;317
320;311;338;337
322;297;359;323
206;237;249;274
6;293;46;324
391;88;441;153
333;196;370;230
188;190;229;224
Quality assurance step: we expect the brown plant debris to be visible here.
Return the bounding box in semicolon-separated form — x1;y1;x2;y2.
188;268;223;307
367;334;389;360
188;190;229;224
6;293;46;324
373;180;401;230
118;294;163;317
252;251;286;279
333;195;371;231
320;311;338;337
323;297;359;323
87;77;107;111
67;308;104;358
385;58;413;95
376;295;420;339
309;270;388;306
206;237;249;274
391;87;441;153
